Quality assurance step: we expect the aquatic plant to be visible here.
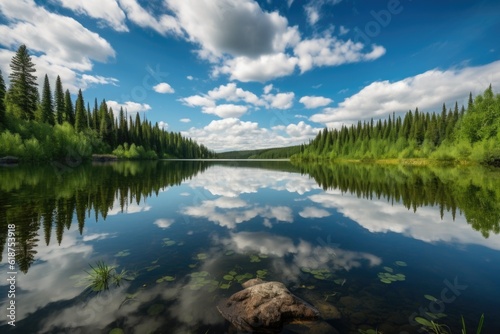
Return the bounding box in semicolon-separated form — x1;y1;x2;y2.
84;260;130;292
461;314;484;334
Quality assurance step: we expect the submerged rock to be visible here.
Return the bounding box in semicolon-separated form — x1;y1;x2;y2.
217;279;320;332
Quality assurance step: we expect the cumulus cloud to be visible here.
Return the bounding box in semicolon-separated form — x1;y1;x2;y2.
180;118;191;123
203;104;248;118
153;82;175;93
304;0;343;26
310;60;500;126
154;218;175;229
299;206;331;218
264;92;295;109
183;118;321;151
119;0;181;35
53;0;128;32
299;95;333;108
0;0;118;92
107;101;152;114
294;37;386;73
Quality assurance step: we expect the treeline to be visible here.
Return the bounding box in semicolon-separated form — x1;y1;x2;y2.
217;145;302;159
292;86;500;165
0;160;210;273
0;45;215;161
297;163;500;238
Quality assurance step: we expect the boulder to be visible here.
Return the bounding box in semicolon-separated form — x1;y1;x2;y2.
217;280;320;332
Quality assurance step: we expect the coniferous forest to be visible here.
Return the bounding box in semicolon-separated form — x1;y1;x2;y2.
0;45;215;162
291;86;500;166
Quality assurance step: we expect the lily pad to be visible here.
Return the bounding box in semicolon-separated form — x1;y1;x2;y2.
163;240;176;246
146;265;160;272
256;269;268;278
156;275;175;283
223;275;234;281
258;254;268;259
395;260;407;267
115;250;130;257
196;253;208;260
228;270;238;276
224;250;235;256
188;264;197;268
147;303;165;316
383;266;393;273
380;278;392;284
109;329;124;334
301;267;312;273
424;294;438;302
219;283;231;289
314;274;326;280
249;255;261;263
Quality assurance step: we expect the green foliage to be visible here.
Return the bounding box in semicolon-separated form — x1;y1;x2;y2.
84;260;128;292
7;44;38;120
1;44;215;161
0;69;6;127
292;86;500;166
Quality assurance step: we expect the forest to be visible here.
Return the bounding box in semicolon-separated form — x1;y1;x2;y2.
0;45;215;162
291;86;500;165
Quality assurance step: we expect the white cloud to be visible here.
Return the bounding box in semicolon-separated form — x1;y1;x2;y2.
264;92;295;109
263;84;274;94
207;83;264;106
107;101;152;114
186;75;194;80
0;0;115;71
154;218;175;229
203;104;248;118
183;118;321;151
215;53;298;82
294;36;386;73
180;118;191;123
0;0;118;93
53;0;128;32
153;82;175;93
167;0;297;59
181;95;216;108
339;25;349;35
299;206;330;218
158;121;169;129
119;0;181;35
310;60;500;126
304;0;343;26
299;95;333;109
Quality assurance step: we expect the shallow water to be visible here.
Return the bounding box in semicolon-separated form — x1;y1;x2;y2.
1;160;499;333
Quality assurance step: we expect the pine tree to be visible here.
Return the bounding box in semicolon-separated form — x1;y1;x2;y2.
54;76;65;124
64;89;74;125
8;44;38;120
74;89;86;132
0;70;6;126
40;74;55;125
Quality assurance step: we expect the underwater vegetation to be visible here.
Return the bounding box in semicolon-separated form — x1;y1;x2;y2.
83;260;132;292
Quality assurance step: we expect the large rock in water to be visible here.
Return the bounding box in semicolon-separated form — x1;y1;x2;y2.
217;279;320;332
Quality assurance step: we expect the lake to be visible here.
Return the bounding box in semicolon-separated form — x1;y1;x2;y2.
1;160;500;333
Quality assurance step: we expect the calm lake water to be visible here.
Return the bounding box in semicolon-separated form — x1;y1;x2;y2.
1;160;500;333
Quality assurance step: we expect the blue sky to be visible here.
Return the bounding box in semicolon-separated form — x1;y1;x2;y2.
0;0;499;151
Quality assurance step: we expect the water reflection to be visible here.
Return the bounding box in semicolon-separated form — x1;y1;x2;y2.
1;161;500;333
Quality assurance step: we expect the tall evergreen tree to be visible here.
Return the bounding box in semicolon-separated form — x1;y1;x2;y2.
0;70;6;126
40;74;55;125
74;89;86;132
64;89;74;125
8;44;38;120
54;75;65;124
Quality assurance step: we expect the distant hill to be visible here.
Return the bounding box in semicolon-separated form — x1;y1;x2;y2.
216;145;303;159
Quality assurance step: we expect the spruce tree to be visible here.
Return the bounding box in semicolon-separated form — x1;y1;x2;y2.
64;89;74;125
8;44;38;120
74;89;86;132
54;76;65;124
0;70;6;126
40;74;55;125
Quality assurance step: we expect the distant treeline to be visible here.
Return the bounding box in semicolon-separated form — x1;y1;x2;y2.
291;86;500;165
217;145;302;159
0;45;215;162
